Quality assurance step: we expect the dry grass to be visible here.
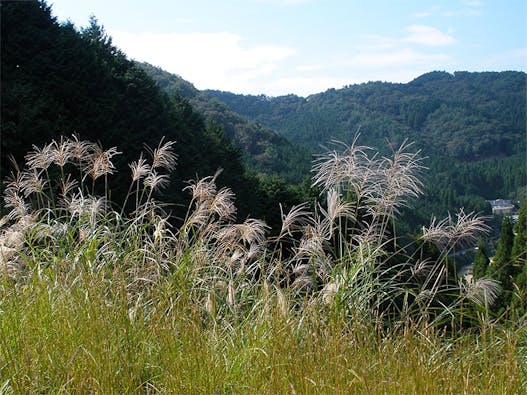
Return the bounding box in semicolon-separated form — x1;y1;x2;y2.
0;136;525;393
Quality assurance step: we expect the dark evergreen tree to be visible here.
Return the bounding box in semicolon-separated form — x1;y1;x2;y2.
511;198;527;275
511;198;527;314
487;217;515;312
472;239;490;281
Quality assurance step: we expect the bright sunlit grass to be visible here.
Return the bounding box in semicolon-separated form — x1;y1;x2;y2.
0;136;525;393
0;269;524;393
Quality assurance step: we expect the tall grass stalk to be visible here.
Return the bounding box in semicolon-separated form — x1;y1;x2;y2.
0;136;525;392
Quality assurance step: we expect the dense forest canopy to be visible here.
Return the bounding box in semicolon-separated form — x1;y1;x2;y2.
137;62;312;183
204;71;526;228
2;0;525;235
0;0;304;229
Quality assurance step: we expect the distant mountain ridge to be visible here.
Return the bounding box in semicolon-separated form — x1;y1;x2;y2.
138;64;526;216
138;62;311;183
205;70;525;162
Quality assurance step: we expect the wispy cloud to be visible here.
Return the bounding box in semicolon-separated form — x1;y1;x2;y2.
286;25;455;96
403;25;455;46
109;30;296;92
296;63;326;72
413;11;433;18
357;25;454;50
481;48;527;70
413;1;483;18
349;48;450;67
251;0;313;5
463;1;483;8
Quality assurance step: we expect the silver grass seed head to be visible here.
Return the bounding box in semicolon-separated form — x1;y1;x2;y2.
462;277;501;307
3;192;28;219
20;170;48;197
148;139;177;171
87;196;107;225
185;176;218;204
411;259;435;279
210;188;237;220
85;145;121;181
69;135;96;160
4;171;23;196
24;142;54;171
51;137;74;167
59;174;78;197
321;281;340;305
292;275;315;292
129;154;151;182
279;203;313;237
421;210;490;251
0;245;17;264
0;229;24;249
449;210;490;248
63;193;83;217
227;280;236;307
185;203;211;228
235;218;269;245
144;171;170;192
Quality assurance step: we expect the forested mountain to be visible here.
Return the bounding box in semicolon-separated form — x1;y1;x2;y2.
2;0;525;236
138;63;311;182
0;0;304;228
206;72;527;229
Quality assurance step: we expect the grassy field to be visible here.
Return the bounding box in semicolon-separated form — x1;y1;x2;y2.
0;137;525;393
0;270;525;393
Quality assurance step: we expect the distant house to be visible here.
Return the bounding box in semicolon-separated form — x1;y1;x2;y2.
488;199;517;215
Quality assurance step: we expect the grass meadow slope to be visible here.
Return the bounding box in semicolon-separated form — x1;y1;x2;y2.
0;137;525;393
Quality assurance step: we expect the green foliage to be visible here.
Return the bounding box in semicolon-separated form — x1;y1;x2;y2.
473;239;490;281
512;198;527;273
0;0;305;223
511;198;527;314
206;71;526;228
138;62;312;183
487;217;516;312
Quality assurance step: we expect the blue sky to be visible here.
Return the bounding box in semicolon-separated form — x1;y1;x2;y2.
49;0;527;96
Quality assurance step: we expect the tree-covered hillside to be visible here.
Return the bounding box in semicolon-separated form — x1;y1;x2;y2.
206;72;526;228
0;0;304;227
138;63;311;183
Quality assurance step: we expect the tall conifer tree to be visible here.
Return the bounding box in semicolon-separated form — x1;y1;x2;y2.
487;217;515;311
472;239;490;281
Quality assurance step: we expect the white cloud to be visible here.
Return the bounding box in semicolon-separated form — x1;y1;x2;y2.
463;1;483;7
403;25;455;46
349;48;450;67
413;3;483;18
358;25;454;51
107;25;454;96
296;63;326;72
109;30;296;92
413;12;433;18
251;0;313;5
480;48;527;70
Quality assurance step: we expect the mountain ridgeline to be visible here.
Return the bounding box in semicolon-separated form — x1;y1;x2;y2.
203;71;526;227
2;0;525;236
0;0;305;230
139;61;526;231
137;62;312;183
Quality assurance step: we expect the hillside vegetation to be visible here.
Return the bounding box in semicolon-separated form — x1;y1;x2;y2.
0;0;305;229
139;62;311;183
1;1;526;392
206;71;526;227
